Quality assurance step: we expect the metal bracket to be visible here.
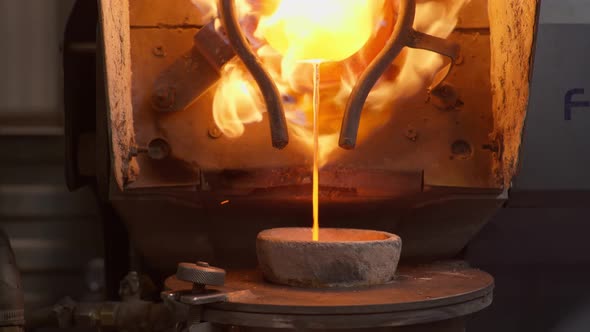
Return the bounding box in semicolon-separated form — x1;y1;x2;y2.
152;22;235;113
161;289;228;332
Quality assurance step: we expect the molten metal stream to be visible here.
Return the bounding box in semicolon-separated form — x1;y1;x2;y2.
312;62;320;242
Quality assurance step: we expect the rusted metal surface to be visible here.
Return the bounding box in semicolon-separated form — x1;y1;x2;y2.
124;0;498;229
218;0;289;149
256;228;401;288
163;262;493;329
152;22;235;113
332;32;495;189
339;0;460;150
125;154;200;189
122;164;422;198
198;168;423;200
194;24;235;70
456;0;489;29
121;0;498;190
128;26;495;190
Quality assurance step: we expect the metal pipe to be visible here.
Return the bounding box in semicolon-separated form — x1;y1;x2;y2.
339;0;460;150
25;299;172;332
0;229;24;330
339;0;415;150
218;0;289;149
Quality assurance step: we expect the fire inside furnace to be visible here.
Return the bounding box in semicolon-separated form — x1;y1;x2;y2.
193;0;468;241
264;0;383;241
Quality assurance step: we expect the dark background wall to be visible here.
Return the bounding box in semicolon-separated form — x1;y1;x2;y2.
467;208;590;331
0;0;103;310
0;1;590;331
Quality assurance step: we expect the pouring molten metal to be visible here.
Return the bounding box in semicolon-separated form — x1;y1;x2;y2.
192;0;469;240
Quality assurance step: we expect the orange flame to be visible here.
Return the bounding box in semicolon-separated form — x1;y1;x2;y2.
212;63;264;138
192;0;469;240
256;0;384;62
193;0;469;166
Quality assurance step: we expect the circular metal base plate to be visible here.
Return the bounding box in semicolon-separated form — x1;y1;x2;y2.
165;261;493;329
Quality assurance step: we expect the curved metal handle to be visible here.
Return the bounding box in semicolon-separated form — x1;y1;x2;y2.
218;0;289;149
339;0;415;149
339;0;460;150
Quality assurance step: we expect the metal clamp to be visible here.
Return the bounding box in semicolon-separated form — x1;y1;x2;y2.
162;262;227;312
151;22;236;113
161;262;230;332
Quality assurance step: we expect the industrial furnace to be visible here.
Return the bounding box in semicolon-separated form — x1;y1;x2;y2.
2;0;543;331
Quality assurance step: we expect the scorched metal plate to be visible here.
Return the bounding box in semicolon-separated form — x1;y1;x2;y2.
165;261;493;329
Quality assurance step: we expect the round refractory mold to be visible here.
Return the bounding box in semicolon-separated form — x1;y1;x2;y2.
256;228;402;288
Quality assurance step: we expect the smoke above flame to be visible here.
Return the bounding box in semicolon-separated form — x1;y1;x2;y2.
192;0;469;166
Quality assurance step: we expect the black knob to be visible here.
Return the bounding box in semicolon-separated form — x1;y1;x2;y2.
176;262;226;287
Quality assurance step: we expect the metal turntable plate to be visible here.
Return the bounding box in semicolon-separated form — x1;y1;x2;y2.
165;261;493;329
